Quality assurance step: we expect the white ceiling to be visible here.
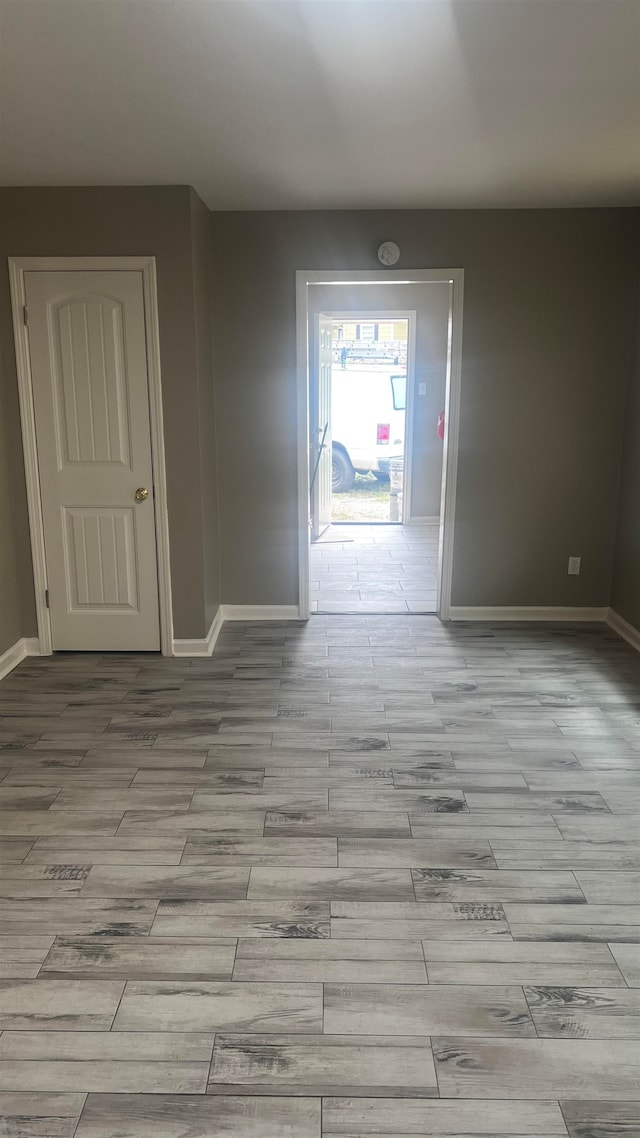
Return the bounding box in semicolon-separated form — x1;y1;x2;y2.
1;0;638;210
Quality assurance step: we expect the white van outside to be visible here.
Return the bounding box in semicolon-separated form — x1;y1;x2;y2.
331;367;406;492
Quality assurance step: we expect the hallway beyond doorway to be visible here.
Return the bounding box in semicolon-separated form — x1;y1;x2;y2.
310;523;439;614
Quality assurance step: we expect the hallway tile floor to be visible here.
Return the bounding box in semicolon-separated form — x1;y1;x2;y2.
310;523;439;612
0;616;639;1135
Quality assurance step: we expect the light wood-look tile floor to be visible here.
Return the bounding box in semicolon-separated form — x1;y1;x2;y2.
310;524;439;612
0;616;639;1136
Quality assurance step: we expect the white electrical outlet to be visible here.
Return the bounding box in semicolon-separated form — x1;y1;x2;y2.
568;556;581;576
418;383;427;396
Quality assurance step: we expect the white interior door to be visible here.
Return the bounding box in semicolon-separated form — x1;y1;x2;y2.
310;313;332;541
25;270;160;651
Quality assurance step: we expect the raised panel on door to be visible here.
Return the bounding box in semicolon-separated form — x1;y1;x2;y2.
63;507;138;611
53;294;132;467
25;270;160;651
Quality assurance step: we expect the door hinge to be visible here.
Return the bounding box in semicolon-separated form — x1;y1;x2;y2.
45;589;50;609
23;305;28;326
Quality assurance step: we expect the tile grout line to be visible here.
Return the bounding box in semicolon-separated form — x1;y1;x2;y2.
69;1092;89;1138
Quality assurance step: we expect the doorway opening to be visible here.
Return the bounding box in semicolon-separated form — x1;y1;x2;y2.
329;316;409;524
297;270;464;620
310;309;438;614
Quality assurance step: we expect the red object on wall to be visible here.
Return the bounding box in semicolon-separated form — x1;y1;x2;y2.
437;411;445;441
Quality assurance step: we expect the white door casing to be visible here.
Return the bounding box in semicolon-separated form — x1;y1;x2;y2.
310;313;333;541
24;269;161;651
296;269;464;621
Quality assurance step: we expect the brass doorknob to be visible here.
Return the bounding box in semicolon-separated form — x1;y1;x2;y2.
134;487;149;502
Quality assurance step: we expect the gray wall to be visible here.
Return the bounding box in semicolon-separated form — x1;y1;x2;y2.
1;195;637;653
309;283;448;519
190;188;222;630
0;185;219;647
611;278;640;631
0;346;29;654
210;208;639;608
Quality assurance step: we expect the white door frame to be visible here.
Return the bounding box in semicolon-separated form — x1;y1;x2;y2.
296;268;464;621
8;256;174;656
314;309;417;525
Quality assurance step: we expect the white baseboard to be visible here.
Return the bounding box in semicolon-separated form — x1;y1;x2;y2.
606;608;640;652
407;516;440;525
0;636;41;681
448;606;608;623
172;606;224;657
172;604;301;654
3;609;636;675
221;605;301;622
